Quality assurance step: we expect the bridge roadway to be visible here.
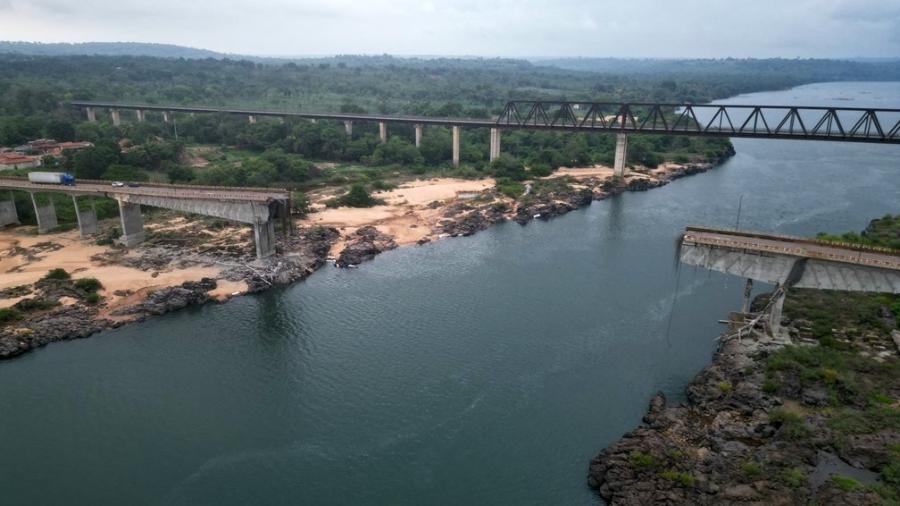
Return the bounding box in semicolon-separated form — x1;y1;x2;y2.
0;177;290;259
682;226;900;272
680;226;900;332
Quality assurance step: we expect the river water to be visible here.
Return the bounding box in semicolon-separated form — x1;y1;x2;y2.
1;82;898;506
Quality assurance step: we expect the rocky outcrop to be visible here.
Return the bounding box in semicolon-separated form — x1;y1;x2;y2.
336;226;398;267
0;306;109;359
111;278;217;317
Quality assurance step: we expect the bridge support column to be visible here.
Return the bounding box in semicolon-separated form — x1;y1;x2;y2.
248;115;257;124
0;192;19;227
86;107;96;122
344;121;353;137
72;196;98;238
117;200;145;247
489;128;501;162
613;133;629;177
740;278;753;313
30;193;58;233
379;122;387;143
135;110;145;122
769;287;786;335
110;109;121;127
253;220;276;259
452;125;461;167
414;124;423;148
162;111;171;123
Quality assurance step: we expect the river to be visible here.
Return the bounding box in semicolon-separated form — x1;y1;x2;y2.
1;82;898;505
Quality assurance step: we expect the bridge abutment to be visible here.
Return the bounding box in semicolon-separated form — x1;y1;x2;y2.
117;200;145;247
489;128;501;162
0;192;19;227
452;125;461;167
72;196;98;237
379;122;387;143
614;133;629;177
254;220;276;259
30;193;58;233
415;124;423;148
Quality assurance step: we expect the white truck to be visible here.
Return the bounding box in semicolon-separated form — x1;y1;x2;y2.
27;172;76;185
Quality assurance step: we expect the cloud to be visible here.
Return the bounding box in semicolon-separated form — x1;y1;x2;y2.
0;0;898;57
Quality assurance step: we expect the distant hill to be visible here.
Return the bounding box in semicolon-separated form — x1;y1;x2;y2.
0;41;227;59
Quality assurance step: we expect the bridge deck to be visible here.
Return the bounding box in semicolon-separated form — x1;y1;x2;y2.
0;178;289;203
683;226;900;271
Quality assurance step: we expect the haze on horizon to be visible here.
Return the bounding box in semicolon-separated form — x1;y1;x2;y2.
2;0;900;59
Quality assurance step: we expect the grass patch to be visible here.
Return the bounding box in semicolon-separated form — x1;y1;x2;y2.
0;307;22;324
827;406;900;435
831;474;863;492
779;467;807;488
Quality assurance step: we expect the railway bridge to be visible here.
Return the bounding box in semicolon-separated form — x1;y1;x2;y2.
70;101;900;178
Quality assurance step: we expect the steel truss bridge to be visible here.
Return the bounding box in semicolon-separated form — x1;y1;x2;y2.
496;102;900;144
70;100;900;145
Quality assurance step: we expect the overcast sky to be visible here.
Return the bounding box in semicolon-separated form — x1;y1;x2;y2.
2;0;900;58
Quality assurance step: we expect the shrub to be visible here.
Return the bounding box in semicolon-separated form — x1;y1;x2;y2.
74;278;103;293
660;469;695;487
716;381;733;394
0;307;22;324
325;183;382;208
741;461;763;479
85;293;102;305
779;467;807;488
43;268;70;280
14;298;58;312
628;451;658;470
495;178;525;200
371;180;397;191
769;408;812;440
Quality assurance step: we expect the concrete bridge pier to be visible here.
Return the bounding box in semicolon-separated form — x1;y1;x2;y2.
769;286;786;334
248;115;257;124
117;200;145;247
162;111;171;123
71;196;98;237
254;220;276;259
740;278;753;313
135;110;145;122
344;121;353;136
86;107;97;122
613;133;629;177
30;193;58;233
489;128;502;162
379;122;388;143
0;192;19;227
452;125;461;167
415;124;423;148
110;109;121;127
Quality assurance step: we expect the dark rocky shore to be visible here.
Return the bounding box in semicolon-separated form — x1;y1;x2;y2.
588;286;900;504
0;156;732;360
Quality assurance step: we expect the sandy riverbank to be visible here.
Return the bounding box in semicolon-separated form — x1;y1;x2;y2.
0;157;727;360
